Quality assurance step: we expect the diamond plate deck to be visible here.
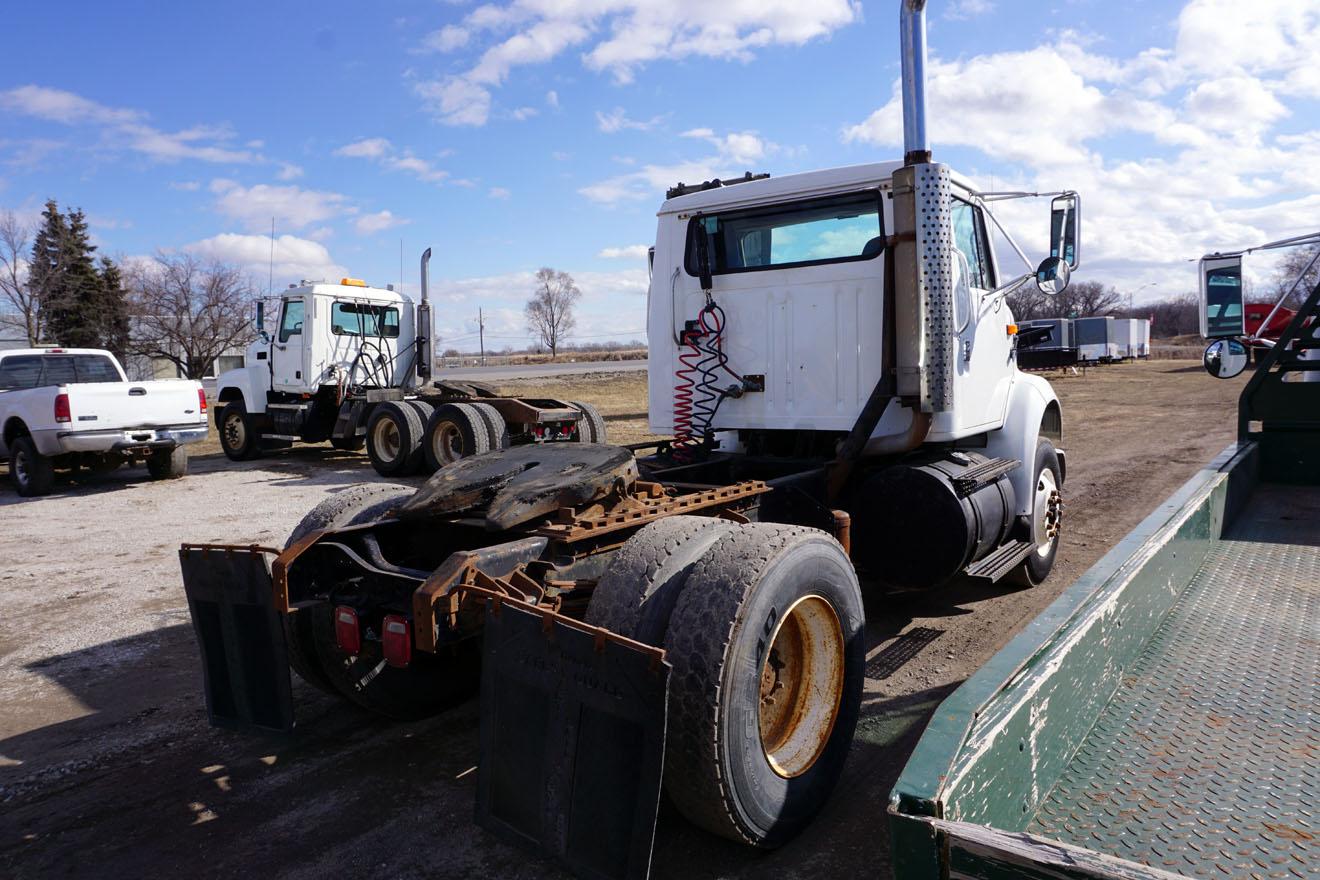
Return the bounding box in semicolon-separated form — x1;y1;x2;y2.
1028;484;1319;879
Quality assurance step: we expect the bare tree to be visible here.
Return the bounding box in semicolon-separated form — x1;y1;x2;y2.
524;267;581;357
0;210;58;345
126;254;258;379
1268;242;1320;306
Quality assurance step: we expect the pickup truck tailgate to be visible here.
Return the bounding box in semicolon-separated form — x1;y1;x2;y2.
65;380;205;431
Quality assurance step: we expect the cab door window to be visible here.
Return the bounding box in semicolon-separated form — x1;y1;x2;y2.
279;299;305;343
951;199;995;290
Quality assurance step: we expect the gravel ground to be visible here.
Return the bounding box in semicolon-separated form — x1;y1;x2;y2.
0;361;1245;879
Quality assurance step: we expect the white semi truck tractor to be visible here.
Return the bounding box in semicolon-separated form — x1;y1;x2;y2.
179;2;1081;876
212;252;606;475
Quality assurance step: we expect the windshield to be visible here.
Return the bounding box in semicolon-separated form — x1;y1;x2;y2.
332;302;400;338
685;190;885;277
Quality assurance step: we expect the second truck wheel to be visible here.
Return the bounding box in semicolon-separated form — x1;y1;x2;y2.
423;403;491;471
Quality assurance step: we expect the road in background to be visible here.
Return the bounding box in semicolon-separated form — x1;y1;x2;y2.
435;360;646;381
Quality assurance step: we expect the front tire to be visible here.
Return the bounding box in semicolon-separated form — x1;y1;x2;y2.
219;401;261;461
10;436;55;497
1006;439;1063;587
662;523;864;848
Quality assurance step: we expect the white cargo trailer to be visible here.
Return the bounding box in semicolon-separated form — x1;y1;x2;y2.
1075;316;1119;362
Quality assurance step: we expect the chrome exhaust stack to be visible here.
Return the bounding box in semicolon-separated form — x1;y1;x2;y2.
900;0;931;165
417;247;433;381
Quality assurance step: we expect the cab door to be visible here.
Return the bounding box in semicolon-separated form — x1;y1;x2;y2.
950;198;1012;432
272;298;307;392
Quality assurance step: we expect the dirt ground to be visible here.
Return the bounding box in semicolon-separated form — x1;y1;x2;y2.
0;360;1245;879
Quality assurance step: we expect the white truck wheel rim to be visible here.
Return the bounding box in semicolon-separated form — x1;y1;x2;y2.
1034;468;1062;558
433;421;461;464
373;419;401;461
224;413;246;449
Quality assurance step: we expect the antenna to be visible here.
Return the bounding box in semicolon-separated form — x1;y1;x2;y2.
399;237;403;297
268;217;275;295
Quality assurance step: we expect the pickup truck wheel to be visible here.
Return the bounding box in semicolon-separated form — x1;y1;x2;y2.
585;515;735;645
423;403;490;471
662;524;864;848
570;400;607;444
219;401;261;461
146;445;188;480
470;403;510;451
283;483;417;696
1006;439;1063;587
366;402;425;476
10;436;55;497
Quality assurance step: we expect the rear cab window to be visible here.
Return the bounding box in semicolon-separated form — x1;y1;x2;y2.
331;302;400;337
0;353;121;390
685;190;886;277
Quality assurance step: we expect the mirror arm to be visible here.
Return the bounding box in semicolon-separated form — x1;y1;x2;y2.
981;204;1035;273
986;272;1033;305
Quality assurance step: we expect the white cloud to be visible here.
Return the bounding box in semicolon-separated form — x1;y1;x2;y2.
210;179;353;231
510;106;539;121
186;233;348;283
552;150;571;161
488;187;511;199
597;107;664;133
944;0;993;20
335;137;449;183
546;90;560;109
334;137;392;159
581;128;777;205
1;85;259;164
276;162;304;180
598;244;650;260
354;210;408;235
419;24;470;53
414;1;860;126
841;2;1320;290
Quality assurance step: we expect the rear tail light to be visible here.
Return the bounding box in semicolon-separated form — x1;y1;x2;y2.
198;388;207;414
334;606;361;655
382;615;412;668
54;393;71;423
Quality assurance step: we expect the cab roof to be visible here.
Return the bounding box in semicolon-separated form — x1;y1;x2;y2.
657;160;980;214
288;281;407;303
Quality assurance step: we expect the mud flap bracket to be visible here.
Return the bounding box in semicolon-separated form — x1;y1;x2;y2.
178;544;294;734
475;596;671;880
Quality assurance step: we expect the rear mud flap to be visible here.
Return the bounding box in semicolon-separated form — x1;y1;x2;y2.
178;545;293;734
475;598;671;880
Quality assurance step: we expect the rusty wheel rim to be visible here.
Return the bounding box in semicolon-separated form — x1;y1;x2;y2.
373;418;401;461
432;421;462;464
757;593;845;779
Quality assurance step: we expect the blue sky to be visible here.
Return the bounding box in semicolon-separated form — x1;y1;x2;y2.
3;0;1318;349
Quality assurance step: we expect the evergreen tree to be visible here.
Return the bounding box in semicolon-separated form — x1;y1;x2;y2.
45;207;102;348
26;200;67;343
98;257;131;359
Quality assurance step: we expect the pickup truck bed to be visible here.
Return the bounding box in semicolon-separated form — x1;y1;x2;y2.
889;283;1320;880
1028;482;1316;876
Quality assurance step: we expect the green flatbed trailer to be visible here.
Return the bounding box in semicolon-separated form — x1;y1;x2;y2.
889;283;1320;879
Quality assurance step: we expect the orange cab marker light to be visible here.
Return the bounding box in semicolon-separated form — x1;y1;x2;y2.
1007;323;1019;336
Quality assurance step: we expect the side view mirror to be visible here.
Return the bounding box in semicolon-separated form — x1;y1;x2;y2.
1035;256;1071;295
1049;193;1080;269
1203;338;1249;379
1199;254;1245;339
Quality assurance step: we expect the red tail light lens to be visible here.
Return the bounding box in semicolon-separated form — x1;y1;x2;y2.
382;615;411;668
334;606;361;655
198;388;207;414
54;393;71;423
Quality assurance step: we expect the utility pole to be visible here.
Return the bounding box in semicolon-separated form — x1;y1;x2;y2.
479;308;486;366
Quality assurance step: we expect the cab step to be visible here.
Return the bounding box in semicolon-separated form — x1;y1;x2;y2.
965;539;1035;582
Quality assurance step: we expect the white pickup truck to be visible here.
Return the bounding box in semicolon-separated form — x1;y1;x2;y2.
0;348;208;496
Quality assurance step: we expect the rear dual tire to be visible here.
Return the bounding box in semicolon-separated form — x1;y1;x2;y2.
587;520;864;848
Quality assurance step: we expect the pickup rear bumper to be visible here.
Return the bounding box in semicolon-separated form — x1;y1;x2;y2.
40;423;208;455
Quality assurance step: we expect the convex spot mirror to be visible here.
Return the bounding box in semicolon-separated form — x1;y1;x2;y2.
1050;193;1080;269
1203;338;1249;379
1035;257;1071;295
